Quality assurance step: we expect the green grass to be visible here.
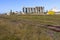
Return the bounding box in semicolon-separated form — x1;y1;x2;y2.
0;15;60;40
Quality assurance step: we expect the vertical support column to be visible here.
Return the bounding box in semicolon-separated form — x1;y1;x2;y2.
31;8;32;13
35;8;37;13
42;7;43;13
29;8;30;13
39;7;40;13
40;7;41;14
41;7;43;13
27;8;30;13
35;8;36;13
33;8;35;13
37;8;38;14
36;7;38;14
38;7;40;14
34;8;35;13
30;8;31;13
23;8;24;12
38;7;39;14
40;7;44;15
32;8;33;13
40;7;41;13
27;8;28;13
25;8;27;13
32;8;34;13
23;7;25;13
33;8;34;13
27;8;29;13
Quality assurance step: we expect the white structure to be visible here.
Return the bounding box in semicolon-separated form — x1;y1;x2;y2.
7;12;10;15
51;8;60;12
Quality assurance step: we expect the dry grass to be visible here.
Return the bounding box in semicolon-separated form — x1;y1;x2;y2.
0;15;60;40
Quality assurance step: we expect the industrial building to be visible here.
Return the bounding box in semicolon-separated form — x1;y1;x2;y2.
22;6;44;15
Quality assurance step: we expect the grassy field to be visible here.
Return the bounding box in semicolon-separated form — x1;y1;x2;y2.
0;15;60;40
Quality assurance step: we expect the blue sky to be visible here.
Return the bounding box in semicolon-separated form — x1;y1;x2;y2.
0;0;60;13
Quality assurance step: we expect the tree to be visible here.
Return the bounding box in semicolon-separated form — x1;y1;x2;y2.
47;10;55;15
